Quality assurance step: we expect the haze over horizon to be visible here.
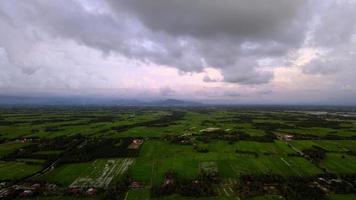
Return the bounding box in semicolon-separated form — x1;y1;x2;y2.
1;0;356;105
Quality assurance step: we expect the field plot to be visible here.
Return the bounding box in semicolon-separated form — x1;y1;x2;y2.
127;193;241;200
126;189;151;200
131;140;200;185
0;161;41;180
290;140;356;152
1;107;356;199
235;141;294;155
33;150;63;156
246;195;285;200
70;158;134;188
40;158;134;187
199;161;218;173
279;127;356;137
216;178;236;197
20;197;97;200
218;155;322;178
132;140;322;186
0;141;28;158
321;153;356;174
328;194;356;200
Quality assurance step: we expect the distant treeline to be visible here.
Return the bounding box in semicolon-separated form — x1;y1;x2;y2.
236;173;356;200
111;111;185;132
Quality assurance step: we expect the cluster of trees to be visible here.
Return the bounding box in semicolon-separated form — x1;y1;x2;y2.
302;147;326;163
58;121;89;127
165;135;193;145
151;171;218;198
347;150;356;156
193;129;276;143
252;122;293;132
281;177;327;200
0;119;14;126
200;120;217;126
100;175;131;200
166;128;277;145
112;111;186;132
217;115;253;123
3;135;84;168
296;117;341;129
235;174;328;200
235;150;258;157
318;174;356;194
4;136;142;167
193;145;209;153
337;174;356;193
44;126;63;132
88;115;120;123
62;138;139;163
286;132;356;140
236;174;281;198
31;118;72;125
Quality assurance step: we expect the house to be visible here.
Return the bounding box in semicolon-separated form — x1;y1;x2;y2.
199;127;221;133
19;189;34;197
86;187;97;195
277;134;294;141
132;139;143;145
128;139;144;149
68;187;82;194
46;183;57;191
129;181;141;188
0;188;17;199
282;134;294;141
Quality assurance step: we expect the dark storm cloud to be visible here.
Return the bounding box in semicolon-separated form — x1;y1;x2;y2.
108;0;305;41
107;0;308;83
0;0;309;86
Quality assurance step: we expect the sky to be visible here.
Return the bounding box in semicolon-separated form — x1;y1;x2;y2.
0;0;356;105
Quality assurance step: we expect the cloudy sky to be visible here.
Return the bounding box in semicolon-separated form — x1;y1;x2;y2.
0;0;355;104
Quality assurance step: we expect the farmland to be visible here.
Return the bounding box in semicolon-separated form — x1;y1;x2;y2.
0;106;355;199
39;158;133;188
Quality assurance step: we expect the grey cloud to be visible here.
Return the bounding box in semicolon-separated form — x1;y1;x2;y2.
203;75;218;83
223;69;274;85
0;0;309;86
108;0;306;42
159;86;175;96
221;59;274;85
107;0;308;84
311;1;356;47
302;1;356;76
303;58;340;75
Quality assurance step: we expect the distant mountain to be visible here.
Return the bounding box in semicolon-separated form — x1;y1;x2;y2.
153;99;203;107
0;96;203;107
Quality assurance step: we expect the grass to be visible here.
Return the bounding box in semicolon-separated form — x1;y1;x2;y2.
290;140;356;152
131;140;322;185
0;141;28;158
19;196;97;200
1;108;356;199
39;162;91;186
33;150;63;156
246;195;285;200
235;141;294;155
16;158;46;164
321;153;356;174
127;189;151;200
0;161;41;180
39;158;133;187
218;155;321;178
328;194;356;200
